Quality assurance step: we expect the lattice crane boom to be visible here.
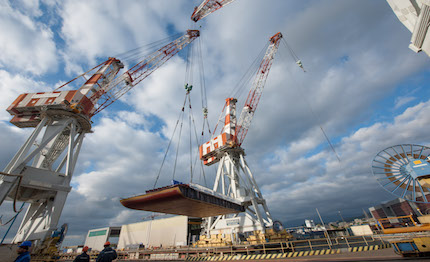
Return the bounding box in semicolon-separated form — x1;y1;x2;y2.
191;0;236;22
199;32;282;166
94;30;200;115
235;32;282;145
7;30;200;128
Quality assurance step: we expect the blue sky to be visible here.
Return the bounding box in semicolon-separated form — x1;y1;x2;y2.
1;0;430;247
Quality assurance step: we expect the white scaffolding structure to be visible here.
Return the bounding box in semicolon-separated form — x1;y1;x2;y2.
0;114;87;244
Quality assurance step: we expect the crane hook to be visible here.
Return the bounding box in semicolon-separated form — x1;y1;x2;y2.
296;60;306;72
185;83;193;93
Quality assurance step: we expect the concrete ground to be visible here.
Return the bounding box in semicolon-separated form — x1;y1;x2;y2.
231;249;429;262
114;248;430;262
0;244;18;262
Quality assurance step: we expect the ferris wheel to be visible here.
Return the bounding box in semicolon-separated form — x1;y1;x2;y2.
372;144;430;203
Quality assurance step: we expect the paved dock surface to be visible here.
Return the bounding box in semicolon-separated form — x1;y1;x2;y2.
243;248;427;261
115;248;430;262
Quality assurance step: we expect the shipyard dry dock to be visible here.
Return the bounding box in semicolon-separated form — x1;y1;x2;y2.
55;229;401;262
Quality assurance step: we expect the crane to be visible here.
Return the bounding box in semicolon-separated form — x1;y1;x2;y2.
191;0;236;22
0;30;199;249
387;0;430;56
200;32;282;166
199;32;282;237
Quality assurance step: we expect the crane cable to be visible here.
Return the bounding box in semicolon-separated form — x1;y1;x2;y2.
54;33;183;93
153;36;210;188
195;37;209;186
172;105;186;181
189;37;209;186
184;36;195;183
115;33;183;63
152;89;205;187
180;34;195;183
0;172;24;213
0;202;25;245
230;42;268;100
208;41;268;142
281;38;305;72
279;39;341;162
152;95;187;189
153;34;195;188
197;37;211;136
207;41;267;143
187;93;207;185
0;172;26;244
211;102;227;141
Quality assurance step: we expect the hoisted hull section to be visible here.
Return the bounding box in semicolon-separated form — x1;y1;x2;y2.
120;184;245;217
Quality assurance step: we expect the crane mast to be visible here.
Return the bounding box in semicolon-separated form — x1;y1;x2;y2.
0;30;199;247
191;0;236;22
199;32;282;238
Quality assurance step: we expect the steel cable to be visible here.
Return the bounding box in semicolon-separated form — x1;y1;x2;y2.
152;95;187;189
0;172;24;213
278;44;341;162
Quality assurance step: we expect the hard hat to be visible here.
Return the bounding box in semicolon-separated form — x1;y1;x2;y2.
104;241;110;246
19;241;32;247
83;246;89;252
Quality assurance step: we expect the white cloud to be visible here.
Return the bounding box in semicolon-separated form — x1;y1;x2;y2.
127;58;192;133
73;113;167;201
0;1;57;75
0;70;51;120
262;100;430;223
109;210;139;225
395;96;416;109
59;0;192;75
14;0;43;17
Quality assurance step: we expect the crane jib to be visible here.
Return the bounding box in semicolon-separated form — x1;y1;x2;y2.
200;32;282;164
6;30;200;128
235;32;282;145
191;0;236;22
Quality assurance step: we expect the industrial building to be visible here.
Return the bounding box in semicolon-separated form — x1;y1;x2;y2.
84;226;121;251
369;198;430;220
84;216;202;251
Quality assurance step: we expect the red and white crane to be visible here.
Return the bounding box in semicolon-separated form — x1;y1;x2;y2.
8;30;200;125
200;32;282;166
0;30;199;247
191;0;236;22
199;32;282;236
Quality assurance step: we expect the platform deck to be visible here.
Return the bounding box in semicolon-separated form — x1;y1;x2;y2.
120;184;245;217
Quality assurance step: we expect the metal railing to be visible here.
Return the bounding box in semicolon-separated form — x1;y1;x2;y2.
57;235;388;261
167;235;385;258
